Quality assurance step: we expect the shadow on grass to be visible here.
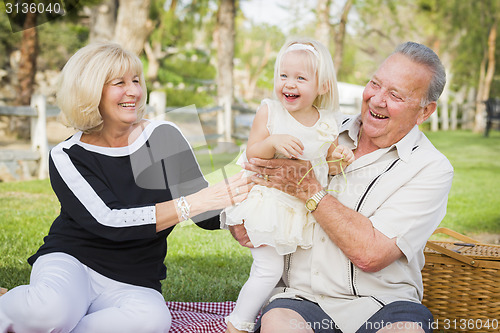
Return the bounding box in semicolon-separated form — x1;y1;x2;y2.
0;266;31;290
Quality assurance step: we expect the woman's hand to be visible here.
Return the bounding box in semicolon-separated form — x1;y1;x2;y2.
228;224;254;248
156;172;253;233
192;172;254;211
244;158;323;202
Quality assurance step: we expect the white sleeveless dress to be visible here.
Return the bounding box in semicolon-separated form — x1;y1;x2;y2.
224;99;339;255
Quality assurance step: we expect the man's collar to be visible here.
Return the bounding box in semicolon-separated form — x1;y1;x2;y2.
339;114;421;163
392;125;421;162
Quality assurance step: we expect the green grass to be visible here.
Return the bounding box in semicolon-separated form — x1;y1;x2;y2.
425;130;500;235
1;130;499;301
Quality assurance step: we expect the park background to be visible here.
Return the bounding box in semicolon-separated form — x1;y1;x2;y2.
0;0;499;302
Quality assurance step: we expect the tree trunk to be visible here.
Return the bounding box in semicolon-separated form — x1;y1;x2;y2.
144;41;160;83
333;0;353;76
89;0;118;43
315;0;331;49
114;0;153;55
12;12;38;139
215;0;235;143
15;12;38;106
474;21;497;133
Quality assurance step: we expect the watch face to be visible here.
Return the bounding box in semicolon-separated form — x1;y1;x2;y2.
306;199;317;211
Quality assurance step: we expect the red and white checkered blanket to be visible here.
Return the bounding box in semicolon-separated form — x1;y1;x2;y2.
166;301;236;333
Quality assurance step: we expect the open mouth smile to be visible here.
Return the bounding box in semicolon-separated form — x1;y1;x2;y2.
370;110;388;119
284;93;299;102
119;102;136;107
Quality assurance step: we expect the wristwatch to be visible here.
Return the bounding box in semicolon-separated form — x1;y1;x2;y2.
305;189;327;213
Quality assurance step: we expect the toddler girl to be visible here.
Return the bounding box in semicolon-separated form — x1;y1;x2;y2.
223;37;354;332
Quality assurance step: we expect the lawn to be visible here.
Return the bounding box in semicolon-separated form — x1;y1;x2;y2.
0;130;499;302
425;130;500;235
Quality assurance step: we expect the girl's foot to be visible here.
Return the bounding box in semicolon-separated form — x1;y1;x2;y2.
0;287;7;296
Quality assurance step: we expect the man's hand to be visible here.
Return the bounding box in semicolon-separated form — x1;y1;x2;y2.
244;158;323;202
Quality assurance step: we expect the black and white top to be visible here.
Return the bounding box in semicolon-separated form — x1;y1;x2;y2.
28;120;220;292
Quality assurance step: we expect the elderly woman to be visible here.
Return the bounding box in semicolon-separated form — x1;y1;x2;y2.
0;42;251;333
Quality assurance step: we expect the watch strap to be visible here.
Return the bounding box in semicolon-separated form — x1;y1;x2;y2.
306;189;327;212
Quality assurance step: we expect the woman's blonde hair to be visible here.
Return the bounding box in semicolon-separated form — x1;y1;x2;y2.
273;37;339;112
57;42;147;133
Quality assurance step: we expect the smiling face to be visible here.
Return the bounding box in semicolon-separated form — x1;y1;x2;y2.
274;51;322;116
98;72;143;128
360;53;436;149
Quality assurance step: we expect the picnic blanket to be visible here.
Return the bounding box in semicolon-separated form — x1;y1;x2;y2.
0;291;236;332
166;301;236;333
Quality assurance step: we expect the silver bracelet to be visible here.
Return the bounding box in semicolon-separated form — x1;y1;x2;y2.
177;196;191;221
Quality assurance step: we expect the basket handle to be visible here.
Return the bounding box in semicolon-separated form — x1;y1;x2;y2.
426;228;480;267
432;227;481;244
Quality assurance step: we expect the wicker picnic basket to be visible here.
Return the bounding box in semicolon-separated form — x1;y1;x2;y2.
421;228;500;332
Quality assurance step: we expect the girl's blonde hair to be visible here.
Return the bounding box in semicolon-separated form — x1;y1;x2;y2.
273;37;339;112
57;42;147;133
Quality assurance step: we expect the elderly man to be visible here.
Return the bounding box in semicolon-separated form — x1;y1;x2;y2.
233;41;453;333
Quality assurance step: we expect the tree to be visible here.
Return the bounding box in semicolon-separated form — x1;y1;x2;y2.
15;12;38;106
474;20;497;132
215;0;235;142
427;0;499;132
89;0;117;42
314;0;355;76
315;0;331;49
113;0;154;55
235;23;284;102
332;0;354;76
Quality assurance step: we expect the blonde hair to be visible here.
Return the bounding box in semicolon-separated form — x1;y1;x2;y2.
273;37;339;112
57;42;147;133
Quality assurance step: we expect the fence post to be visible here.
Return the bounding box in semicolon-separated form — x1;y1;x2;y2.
30;94;49;179
149;91;166;121
440;82;449;130
430;107;439;131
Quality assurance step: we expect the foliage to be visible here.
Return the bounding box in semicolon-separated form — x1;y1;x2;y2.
38;22;89;70
155;48;217;107
418;0;499;93
1;0;499;111
234;22;284;101
0;2;21;71
145;0;219;106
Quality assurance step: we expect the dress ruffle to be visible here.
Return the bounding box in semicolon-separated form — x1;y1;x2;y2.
224;185;316;255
